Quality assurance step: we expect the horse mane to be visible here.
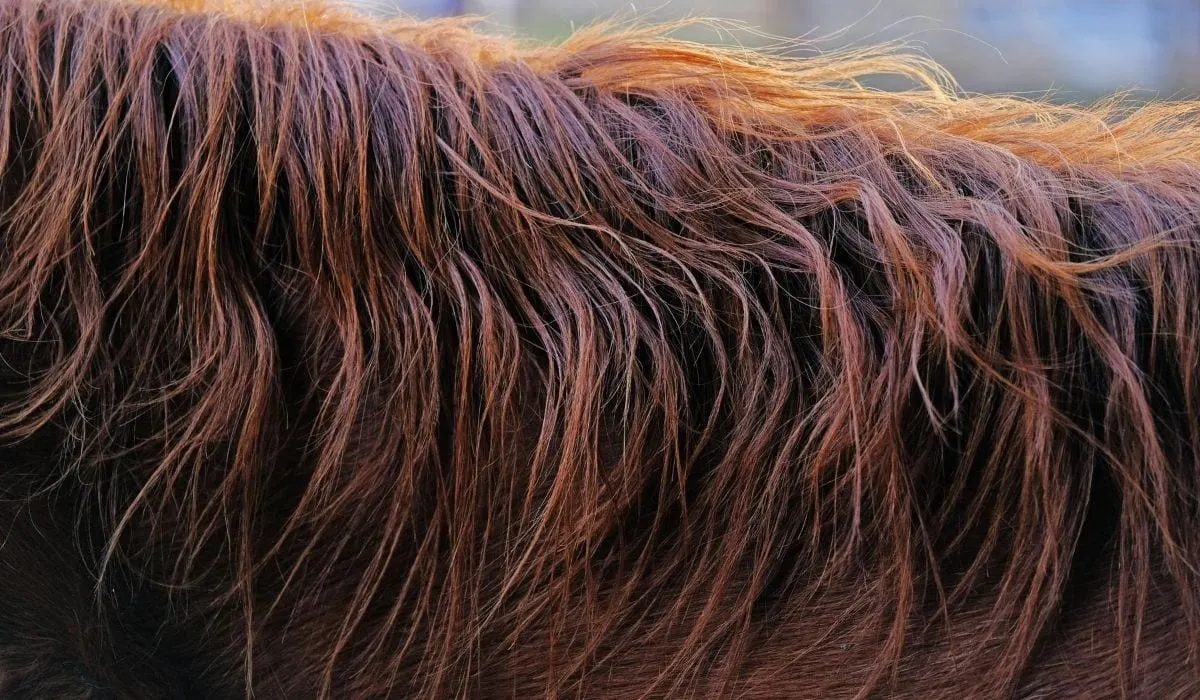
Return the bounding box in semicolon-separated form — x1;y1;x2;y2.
0;0;1198;696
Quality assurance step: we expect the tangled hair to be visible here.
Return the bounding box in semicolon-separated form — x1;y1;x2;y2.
0;0;1199;696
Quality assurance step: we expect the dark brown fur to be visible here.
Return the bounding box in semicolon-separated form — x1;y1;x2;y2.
0;0;1197;696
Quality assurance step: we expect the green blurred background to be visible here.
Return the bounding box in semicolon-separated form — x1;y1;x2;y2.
350;0;1200;101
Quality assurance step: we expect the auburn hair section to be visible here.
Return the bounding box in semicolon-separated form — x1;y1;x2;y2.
0;0;1197;697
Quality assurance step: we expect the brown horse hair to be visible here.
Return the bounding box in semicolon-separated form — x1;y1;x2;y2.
0;0;1197;697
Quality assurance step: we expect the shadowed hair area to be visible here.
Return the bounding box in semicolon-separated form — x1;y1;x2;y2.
0;0;1198;697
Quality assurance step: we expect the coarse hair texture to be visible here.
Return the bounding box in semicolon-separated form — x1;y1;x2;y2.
0;0;1198;697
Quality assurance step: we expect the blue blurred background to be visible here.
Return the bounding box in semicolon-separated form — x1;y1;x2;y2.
349;0;1200;100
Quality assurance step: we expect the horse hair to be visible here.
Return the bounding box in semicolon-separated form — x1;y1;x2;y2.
0;0;1198;697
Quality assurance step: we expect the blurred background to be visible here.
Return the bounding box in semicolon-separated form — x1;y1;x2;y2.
349;0;1200;101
